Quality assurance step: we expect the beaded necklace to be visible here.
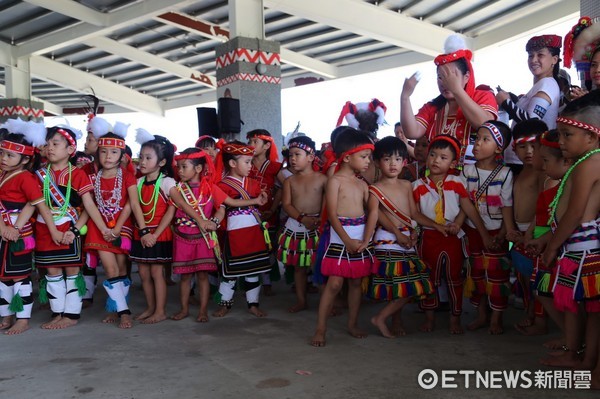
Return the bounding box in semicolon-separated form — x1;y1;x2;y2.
94;167;123;227
137;173;163;224
44;165;72;221
548;148;600;225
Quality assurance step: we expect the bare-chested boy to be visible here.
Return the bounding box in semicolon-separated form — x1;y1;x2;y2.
278;136;327;313
311;128;376;347
540;92;600;384
507;120;548;330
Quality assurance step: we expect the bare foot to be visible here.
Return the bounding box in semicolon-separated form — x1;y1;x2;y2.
311;329;326;347
5;319;29;335
140;313;167;324
0;315;14;330
262;285;275;297
515;316;534;329
196;313;209;323
489;322;504;335
371;315;396;338
212;306;230;318
248;306;267;317
419;319;435;333
540;351;581;368
515;322;548;336
46;317;78;330
41;315;63;329
467;317;487;331
102;313;118;324
328;307;342;317
449;315;464;335
543;337;565;350
170;310;189;321
348;326;368;339
134;309;153;321
288;303;308;313
119;314;133;329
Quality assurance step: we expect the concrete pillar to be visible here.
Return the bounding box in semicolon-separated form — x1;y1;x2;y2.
0;58;44;123
215;0;282;147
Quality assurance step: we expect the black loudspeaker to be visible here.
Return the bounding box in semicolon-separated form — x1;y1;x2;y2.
218;98;241;134
196;107;219;138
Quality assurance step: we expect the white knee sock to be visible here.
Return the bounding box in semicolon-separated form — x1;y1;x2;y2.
14;279;33;319
46;275;66;315
217;279;236;306
103;278;129;313
261;272;271;286
64;274;83;319
245;275;261;305
0;280;14;317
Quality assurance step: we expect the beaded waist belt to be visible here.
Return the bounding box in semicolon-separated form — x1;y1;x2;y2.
338;215;366;226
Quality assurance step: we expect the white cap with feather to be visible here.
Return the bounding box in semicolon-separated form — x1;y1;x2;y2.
135;128;156;146
0;118;46;156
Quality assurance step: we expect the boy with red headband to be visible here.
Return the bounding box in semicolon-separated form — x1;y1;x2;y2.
311;128;376;347
461;121;516;335
246;129;284;296
506;120;548;332
539;92;600;379
35;125;108;329
413;134;492;334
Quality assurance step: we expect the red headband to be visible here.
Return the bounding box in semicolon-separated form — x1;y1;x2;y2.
428;135;461;160
513;135;537;150
57;128;76;147
334;143;374;172
434;49;475;98
539;131;561;149
480;122;504;148
0;140;35;156
557;116;600;136
253;134;279;163
175;149;217;184
97;137;126;149
215;143;254;178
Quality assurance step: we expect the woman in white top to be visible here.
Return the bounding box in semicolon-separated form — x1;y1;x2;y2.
496;35;562;165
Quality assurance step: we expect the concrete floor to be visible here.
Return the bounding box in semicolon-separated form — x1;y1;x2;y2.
0;272;597;399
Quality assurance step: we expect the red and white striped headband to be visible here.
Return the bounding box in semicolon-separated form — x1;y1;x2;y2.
513;135;536;149
556;116;600;136
56;128;76;147
480;122;504;148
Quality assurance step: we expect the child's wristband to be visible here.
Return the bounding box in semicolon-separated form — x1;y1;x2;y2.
69;225;81;237
139;227;151;237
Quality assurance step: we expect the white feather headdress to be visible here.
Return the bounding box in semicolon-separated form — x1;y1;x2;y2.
88;117;113;139
135;128;155;145
1;118;47;147
113;121;129;140
49;118;84;142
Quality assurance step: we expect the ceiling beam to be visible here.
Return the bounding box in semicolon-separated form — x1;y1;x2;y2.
0;83;63;115
29;56;165;115
15;0;197;57
155;11;339;78
163;92;217;110
23;0;108;26
473;1;579;50
83;36;216;88
262;0;460;57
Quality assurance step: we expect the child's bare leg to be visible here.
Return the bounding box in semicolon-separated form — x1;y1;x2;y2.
312;276;343;347
347;278;367;339
196;271;209;322
371;298;409;338
289;267;308;313
467;297;488;331
581;312;599;370
136;265;155;321
141;264;167;324
171;273;191;320
391;311;405;336
541;309;583;367
515;272;534;327
420;310;435;332
489;310;504;335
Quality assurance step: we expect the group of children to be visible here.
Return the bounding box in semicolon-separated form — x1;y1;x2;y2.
0;89;599;386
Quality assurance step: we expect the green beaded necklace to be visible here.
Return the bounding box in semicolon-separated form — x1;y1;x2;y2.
44;165;72;221
137;173;163;224
548;148;600;225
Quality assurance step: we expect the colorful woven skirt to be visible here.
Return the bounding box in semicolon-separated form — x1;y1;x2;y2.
277;218;319;268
